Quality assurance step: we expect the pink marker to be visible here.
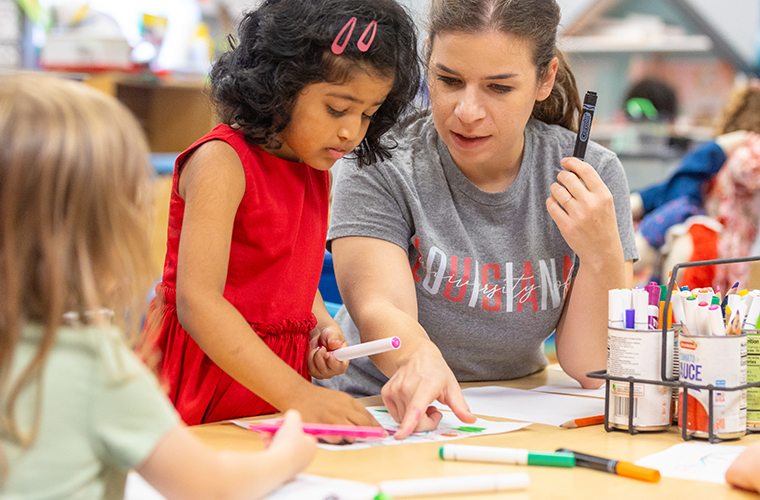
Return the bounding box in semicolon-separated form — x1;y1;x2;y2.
246;421;387;439
332;336;401;362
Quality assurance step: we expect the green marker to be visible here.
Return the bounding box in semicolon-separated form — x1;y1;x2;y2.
440;444;575;467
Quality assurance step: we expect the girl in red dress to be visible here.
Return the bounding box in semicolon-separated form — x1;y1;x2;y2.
140;0;420;425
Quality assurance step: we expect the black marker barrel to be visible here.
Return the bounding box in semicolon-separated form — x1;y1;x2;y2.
573;91;597;161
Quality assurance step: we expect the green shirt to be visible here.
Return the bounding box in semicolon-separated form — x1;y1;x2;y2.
2;323;179;500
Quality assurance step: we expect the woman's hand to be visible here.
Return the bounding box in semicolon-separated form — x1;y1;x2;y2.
308;324;349;379
546;157;624;266
381;345;475;440
726;442;760;493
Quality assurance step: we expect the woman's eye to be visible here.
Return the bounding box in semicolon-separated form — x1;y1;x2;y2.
327;106;347;117
437;75;460;86
362;113;373;121
490;84;513;94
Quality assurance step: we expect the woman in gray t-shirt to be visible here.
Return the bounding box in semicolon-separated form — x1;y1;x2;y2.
323;0;638;439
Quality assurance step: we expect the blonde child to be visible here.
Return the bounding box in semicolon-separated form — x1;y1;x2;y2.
139;0;420;425
0;73;315;499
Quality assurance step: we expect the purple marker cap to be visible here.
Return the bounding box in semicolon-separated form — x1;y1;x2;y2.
625;308;636;329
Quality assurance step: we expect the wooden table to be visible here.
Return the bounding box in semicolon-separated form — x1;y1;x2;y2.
190;367;759;499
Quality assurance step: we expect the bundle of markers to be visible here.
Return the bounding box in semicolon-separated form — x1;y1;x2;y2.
608;281;748;336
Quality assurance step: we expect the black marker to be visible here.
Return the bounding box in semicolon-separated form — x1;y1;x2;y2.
573;90;597;161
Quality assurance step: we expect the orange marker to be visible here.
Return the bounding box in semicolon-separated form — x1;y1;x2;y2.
556;449;661;483
560;415;605;429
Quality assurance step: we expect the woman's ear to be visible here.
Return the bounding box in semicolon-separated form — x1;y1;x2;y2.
536;56;559;102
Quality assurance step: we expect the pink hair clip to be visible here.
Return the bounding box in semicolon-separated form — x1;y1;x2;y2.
331;17;357;55
357;20;377;53
331;17;378;55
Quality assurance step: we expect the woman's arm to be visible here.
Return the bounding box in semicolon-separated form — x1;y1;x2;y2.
547;157;630;387
175;141;376;426
137;410;316;500
332;236;475;439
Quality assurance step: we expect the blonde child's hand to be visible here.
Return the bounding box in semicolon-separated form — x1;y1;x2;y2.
726;442;760;493
308;325;349;379
262;410;317;475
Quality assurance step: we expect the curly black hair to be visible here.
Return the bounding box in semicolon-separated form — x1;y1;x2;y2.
210;0;421;166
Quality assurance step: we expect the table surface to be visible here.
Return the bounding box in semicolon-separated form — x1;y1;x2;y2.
190;366;760;500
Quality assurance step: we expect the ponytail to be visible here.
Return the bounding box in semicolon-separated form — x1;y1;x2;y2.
532;50;581;132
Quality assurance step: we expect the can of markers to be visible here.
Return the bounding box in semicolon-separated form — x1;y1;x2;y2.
745;329;760;431
607;326;674;431
678;332;747;439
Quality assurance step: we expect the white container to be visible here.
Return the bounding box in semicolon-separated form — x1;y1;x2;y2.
678;332;747;440
607;326;673;431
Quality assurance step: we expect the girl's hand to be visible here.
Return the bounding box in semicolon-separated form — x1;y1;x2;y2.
546;157;624;266
308;325;349;379
262;410;317;474
288;384;381;429
726;442;760;493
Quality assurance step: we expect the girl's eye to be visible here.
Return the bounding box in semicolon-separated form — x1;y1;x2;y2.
437;75;460;86
327;106;347;117
362;113;373;121
490;84;513;94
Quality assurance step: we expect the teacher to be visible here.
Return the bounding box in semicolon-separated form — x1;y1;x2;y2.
320;0;637;439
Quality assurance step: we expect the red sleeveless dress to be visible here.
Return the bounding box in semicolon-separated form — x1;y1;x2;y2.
142;124;329;425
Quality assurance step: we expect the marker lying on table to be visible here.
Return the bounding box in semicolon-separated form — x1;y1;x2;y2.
440;444;575;467
244;421;387;439
332;336;401;362
555;448;660;483
373;472;530;499
560;414;605;429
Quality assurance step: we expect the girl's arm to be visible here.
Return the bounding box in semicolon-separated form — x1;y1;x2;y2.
175;141;376;426
137;410;316;500
331;236;476;440
308;290;349;379
547;157;631;387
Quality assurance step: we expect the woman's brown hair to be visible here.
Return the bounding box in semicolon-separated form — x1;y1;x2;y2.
427;0;581;131
0;74;154;467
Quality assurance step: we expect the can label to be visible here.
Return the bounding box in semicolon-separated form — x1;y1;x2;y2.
747;331;760;428
607;327;672;429
678;334;747;439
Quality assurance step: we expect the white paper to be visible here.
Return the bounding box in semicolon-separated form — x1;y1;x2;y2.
124;472;378;500
434;386;605;426
635;442;746;484
531;380;607;399
234;407;530;451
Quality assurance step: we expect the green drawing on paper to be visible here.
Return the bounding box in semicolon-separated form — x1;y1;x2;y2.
456;426;486;432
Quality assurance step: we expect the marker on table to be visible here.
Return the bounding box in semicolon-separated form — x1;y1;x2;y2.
332;336;401;362
560;414;605;429
440;444;575;467
245;421;387;439
573;90;597;161
376;473;530;498
555;449;660;483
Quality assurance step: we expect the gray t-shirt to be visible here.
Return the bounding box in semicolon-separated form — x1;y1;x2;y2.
321;109;638;397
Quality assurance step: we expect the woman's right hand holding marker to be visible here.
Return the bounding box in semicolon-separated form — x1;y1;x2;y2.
547;157;624;268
